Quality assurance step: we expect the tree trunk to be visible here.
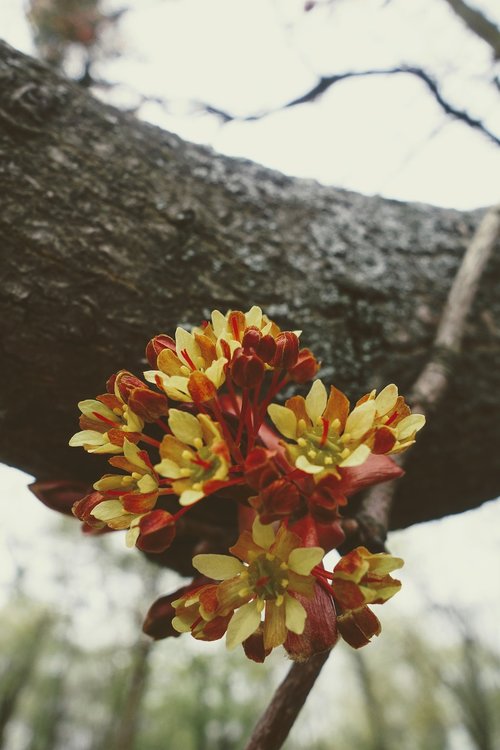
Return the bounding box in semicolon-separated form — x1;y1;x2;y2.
1;40;499;563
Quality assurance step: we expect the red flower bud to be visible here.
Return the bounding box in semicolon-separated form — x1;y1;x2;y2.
308;475;348;523
136;509;176;553
230;349;265;388
242;326;262;351
146;334;176;368
72;491;106;528
288;348;320;383
336;606;381;649
143;585;194;640
271;331;299;369
255;334;276;364
284;586;338;661
128;388;169;421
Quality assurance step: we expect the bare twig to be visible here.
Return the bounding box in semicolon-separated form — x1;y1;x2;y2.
243;203;500;750
244;651;331;750
442;0;500;59
355;203;500;548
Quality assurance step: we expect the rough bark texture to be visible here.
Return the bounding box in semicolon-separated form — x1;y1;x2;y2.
1;41;499;544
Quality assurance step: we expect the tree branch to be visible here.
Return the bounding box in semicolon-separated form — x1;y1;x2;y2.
244;651;331;750
243;202;500;750
352;203;500;550
179;66;499;148
442;0;500;59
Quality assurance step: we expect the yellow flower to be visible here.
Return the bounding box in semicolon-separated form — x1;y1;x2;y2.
69;395;144;453
268;380;425;478
175;518;324;652
356;384;426;454
144;326;227;402
91;439;159;545
268;380;374;477
155;410;231;506
331;546;404;649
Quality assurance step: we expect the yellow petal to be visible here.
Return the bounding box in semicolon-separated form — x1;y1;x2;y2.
305;380;327;424
226;602;261;650
137;474;157;493
179;489;204;506
284;593;307;634
175;327;201;368
168;409;203;446
205;357;227;388
172;616;192;633
78;399;116;421
374;384;398;417
123;439;150;472
211;309;227;337
344;401;376;440
295;455;324;474
288;546;324;575
252;517;275;550
192;554;245;580
267;404;297;439
397;414;426;440
340;444;371;467
69;430;105;447
245;305;263;328
91;499;124;522
154;458;183;479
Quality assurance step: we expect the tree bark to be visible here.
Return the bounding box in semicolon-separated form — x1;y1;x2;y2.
1;41;499;555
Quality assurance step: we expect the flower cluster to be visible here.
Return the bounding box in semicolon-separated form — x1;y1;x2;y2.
69;306;424;660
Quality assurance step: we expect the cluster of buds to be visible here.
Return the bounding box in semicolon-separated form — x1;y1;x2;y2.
69;306;424;660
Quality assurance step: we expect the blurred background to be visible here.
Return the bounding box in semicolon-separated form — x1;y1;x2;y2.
1;2;500;748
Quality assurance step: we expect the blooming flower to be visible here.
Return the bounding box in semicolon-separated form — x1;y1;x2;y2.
144;326;227;402
155;410;231;506
90;439;160;545
172;518;325;652
331;546;403;648
69;394;144;453
268;380;425;478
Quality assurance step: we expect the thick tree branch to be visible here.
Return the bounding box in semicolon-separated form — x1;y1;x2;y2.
1;40;500;573
443;0;500;59
352;203;500;550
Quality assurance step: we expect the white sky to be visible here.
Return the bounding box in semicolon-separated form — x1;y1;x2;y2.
2;0;499;207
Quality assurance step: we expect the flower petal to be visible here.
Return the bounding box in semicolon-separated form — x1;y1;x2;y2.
305;380;327;424
374;384;398;417
179;489;204;506
192;554;245;580
252;517;275;550
226;602;261;650
168;409;203;446
284;593;307;634
340;444;371;467
295;455;324;474
397;414;426;440
344;401;376;440
267;404;297;439
288;546;324;575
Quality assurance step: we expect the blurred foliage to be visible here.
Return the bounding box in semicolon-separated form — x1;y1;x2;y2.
26;0;124;78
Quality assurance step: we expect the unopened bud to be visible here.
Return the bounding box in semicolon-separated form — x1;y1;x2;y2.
255;334;276;364
136;509;176;553
115;370;147;403
231;349;265;388
242;326;262;351
146;334;176;368
271;332;300;369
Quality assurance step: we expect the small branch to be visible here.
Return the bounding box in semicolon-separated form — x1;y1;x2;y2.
244;650;331;750
353;203;500;549
282;67;500;148
442;0;500;60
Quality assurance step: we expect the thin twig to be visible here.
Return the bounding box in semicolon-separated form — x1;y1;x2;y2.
355;203;500;548
243;203;500;750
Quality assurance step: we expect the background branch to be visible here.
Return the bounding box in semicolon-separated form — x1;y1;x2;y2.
443;0;500;59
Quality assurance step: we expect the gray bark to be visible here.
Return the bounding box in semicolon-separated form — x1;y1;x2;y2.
0;40;499;558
